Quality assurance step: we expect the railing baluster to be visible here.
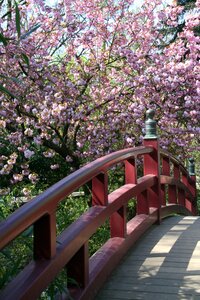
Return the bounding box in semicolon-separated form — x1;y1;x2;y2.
161;156;170;206
137;190;149;215
34;212;56;259
110;205;127;238
162;156;170;175
67;242;89;289
174;163;180;180
176;161;185;206
188;158;197;215
168;162;177;205
92;172;108;206
110;160;133;238
178;187;185;207
125;158;137;184
182;171;192;212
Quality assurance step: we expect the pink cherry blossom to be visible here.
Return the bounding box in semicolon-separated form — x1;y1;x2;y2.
0;0;199;195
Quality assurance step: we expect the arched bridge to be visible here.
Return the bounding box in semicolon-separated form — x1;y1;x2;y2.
0;110;198;300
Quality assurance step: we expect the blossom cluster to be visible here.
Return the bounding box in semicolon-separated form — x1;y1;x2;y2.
0;0;199;195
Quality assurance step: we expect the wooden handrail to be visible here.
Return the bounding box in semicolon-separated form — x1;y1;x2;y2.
160;175;195;200
160;150;188;174
160;150;194;181
0;146;153;250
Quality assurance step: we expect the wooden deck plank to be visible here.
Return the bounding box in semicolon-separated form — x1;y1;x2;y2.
96;216;200;300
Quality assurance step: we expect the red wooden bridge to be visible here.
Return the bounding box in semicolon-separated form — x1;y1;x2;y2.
0;110;198;300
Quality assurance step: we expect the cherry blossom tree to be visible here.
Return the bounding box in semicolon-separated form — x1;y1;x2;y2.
0;0;199;196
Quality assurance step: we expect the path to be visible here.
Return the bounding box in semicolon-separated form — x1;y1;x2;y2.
97;216;200;300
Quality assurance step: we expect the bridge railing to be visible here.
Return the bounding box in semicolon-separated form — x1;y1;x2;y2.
0;110;197;300
160;150;197;215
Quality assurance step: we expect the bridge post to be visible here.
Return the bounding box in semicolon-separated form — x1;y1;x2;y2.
182;158;197;215
188;158;197;215
161;156;170;206
141;109;161;223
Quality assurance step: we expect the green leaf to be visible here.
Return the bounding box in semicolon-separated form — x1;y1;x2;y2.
0;32;8;46
20;23;40;40
0;84;17;98
15;1;21;38
21;53;30;67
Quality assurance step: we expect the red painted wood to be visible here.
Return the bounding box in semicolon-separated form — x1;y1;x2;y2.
110;205;127;238
67;242;89;289
160;175;194;198
34;213;56;259
178;189;185;206
160;150;188;175
143;140;160;176
75;237;125;300
162;156;170;176
186;175;197;215
109;176;155;238
160;151;192;209
125;158;137;184
168;185;177;204
0;146;153;250
177;165;185;207
182;172;188;186
190;175;197;215
161;156;170;206
143;139;161;223
168;162;178;204
185;198;193;212
160;184;166;206
174;163;180;180
108;176;157;210
92;172;108;206
77;213;158;300
160;204;193;219
173;163;182;207
137;190;149;214
0;142;197;300
182;172;192;214
161;175;195;215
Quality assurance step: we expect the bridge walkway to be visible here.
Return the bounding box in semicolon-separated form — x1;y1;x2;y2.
97;216;200;300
